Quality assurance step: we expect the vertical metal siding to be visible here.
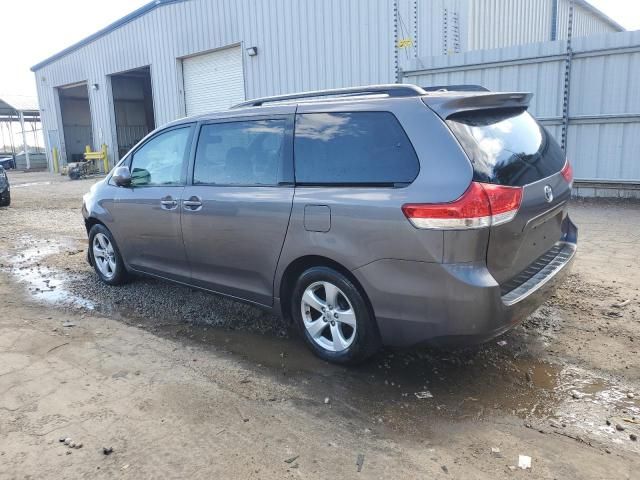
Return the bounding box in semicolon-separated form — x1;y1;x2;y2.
556;0;618;39
404;40;566;118
402;0;469;60
403;30;640;190
32;0;624;171
467;0;552;51
564;31;640;182
397;0;618;65
33;0;395;168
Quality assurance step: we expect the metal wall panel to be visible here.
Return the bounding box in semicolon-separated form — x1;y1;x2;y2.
446;0;618;54
397;0;619;68
403;30;640;191
556;0;618;39
33;0;395;168
404;40;567;118
414;0;469;57
32;0;624;171
467;0;552;50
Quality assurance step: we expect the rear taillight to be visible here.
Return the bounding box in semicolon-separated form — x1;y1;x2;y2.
561;160;573;185
481;183;524;226
402;182;523;230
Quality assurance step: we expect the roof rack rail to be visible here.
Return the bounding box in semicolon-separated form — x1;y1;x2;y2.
231;84;427;108
422;84;491;92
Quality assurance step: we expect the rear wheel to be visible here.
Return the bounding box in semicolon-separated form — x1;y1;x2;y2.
0;192;10;207
291;266;380;364
88;224;128;285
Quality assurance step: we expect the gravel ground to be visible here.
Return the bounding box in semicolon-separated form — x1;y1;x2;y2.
68;272;289;334
2;171;289;336
1;170;639;479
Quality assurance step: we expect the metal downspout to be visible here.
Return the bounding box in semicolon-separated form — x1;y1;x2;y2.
551;0;559;41
561;0;574;153
393;0;401;83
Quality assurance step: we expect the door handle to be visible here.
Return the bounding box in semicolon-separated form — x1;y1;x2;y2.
160;196;178;210
183;196;203;211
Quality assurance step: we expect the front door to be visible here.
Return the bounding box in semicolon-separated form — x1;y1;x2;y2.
111;124;194;281
181;116;294;306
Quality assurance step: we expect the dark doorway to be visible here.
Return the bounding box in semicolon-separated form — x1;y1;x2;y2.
58;82;93;164
110;66;155;159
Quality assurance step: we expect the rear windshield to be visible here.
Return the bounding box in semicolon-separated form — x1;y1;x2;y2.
446;108;565;186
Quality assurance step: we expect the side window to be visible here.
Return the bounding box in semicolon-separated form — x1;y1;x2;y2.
193;119;286;186
130;127;191;186
294;112;419;185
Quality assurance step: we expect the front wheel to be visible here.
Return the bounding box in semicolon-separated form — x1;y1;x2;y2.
291;266;380;364
88;224;128;285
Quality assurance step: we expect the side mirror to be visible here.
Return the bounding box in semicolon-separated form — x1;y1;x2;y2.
112;166;132;187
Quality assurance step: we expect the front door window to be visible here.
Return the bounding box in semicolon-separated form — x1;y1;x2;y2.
130;127;191;186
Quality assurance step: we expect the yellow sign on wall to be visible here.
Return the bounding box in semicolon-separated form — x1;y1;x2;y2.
397;38;413;49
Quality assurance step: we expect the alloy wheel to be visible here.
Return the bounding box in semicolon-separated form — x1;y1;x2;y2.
301;281;357;352
92;232;117;280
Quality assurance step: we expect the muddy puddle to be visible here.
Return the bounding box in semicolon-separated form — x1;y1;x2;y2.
0;237;94;309
145;321;638;450
2;236;639;451
10;181;53;188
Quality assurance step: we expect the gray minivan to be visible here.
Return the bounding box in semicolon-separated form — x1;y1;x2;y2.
82;84;577;364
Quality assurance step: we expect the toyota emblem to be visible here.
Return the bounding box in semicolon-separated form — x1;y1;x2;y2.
544;185;554;203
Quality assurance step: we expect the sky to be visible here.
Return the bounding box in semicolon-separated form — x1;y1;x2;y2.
0;0;639;102
0;0;148;102
588;0;640;30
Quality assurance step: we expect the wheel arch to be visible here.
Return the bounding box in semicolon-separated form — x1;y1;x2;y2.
278;255;376;324
84;216;107;235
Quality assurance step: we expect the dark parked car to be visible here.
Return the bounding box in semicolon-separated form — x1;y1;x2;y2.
0;165;10;207
82;84;577;364
0;156;16;170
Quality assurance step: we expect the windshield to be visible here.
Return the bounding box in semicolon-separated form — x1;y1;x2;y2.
446;108;565;186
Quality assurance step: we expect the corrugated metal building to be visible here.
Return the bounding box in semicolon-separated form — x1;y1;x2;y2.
463;0;622;53
31;0;622;170
403;30;640;197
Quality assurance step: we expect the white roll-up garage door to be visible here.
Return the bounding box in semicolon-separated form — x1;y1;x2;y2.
182;46;245;116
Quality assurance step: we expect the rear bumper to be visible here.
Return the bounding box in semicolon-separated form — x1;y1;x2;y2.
353;218;577;348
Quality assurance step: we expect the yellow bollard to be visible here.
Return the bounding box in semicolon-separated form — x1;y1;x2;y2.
101;144;108;173
52;147;59;174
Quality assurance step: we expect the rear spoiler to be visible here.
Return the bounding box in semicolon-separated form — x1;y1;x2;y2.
422;84;491;92
423;92;533;119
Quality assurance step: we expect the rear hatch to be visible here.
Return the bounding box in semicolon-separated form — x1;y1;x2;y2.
425;93;572;284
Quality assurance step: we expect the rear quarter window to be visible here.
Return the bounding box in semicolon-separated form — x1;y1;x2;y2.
294;112;419;186
446;108;565;187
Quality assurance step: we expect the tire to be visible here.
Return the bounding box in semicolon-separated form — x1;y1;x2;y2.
0;191;9;207
291;266;381;364
88;224;128;285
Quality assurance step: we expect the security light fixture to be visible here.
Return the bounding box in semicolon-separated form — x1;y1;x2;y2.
246;46;258;57
91;83;99;91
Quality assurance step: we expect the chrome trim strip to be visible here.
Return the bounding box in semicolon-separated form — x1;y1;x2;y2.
523;201;567;231
501;241;576;306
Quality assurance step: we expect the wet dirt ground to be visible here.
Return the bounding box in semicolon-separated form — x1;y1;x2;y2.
1;170;639;479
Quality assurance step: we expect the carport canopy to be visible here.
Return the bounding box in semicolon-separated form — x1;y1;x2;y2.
0;96;41;169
